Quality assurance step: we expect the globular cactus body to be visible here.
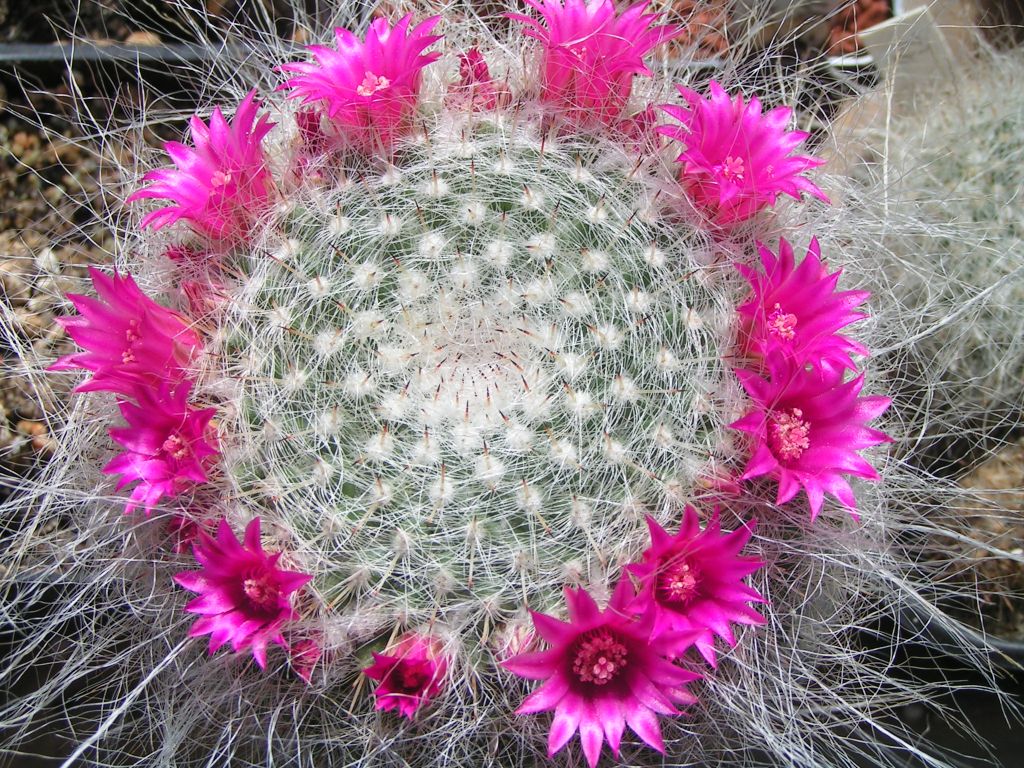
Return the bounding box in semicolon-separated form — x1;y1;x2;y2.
2;5;1021;768
212;112;731;626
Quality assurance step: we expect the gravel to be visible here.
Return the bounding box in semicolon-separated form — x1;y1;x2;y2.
954;439;1024;641
1;84;114;481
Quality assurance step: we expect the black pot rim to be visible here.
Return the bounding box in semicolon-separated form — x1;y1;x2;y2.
0;41;216;65
899;605;1024;673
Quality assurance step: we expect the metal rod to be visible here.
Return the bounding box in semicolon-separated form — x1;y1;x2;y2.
0;41;218;65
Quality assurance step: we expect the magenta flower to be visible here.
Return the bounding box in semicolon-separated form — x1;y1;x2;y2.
508;0;681;128
296;108;329;153
174;517;312;669
166;513;214;555
163;244;206;265
179;277;229;319
363;633;448;719
289;637;323;683
617;104;659;152
737;237;870;371
103;382;218;514
627;508;766;666
127;90;275;241
292;109;330;178
730;357;892;520
52;267;201;396
491;621;539;662
447;48;508;112
279;15;441;153
503;579;699;768
658;81;828;225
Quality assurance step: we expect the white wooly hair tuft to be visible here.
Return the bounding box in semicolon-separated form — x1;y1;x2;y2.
839;52;1024;471
1;3;1022;768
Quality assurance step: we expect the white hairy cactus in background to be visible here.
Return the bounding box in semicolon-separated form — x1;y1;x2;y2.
1;3;1021;768
841;52;1024;471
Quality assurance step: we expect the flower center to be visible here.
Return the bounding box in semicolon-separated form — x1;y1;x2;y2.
769;407;811;461
357;71;391;97
719;155;745;182
243;574;280;609
569;44;589;61
656;559;701;608
571;629;629;687
767;303;798;341
161;433;191;461
394;662;431;694
210;170;231;188
122;320;141;364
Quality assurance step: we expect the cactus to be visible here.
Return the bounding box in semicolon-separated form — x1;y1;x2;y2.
1;4;1021;768
846;50;1024;470
213;113;733;629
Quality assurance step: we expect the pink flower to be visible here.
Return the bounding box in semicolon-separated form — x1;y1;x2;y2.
163;244;206;265
296;108;329;154
508;0;680;128
363;633;448;719
627;508;766;666
279;15;441;153
502;579;699;768
730;357;892;520
289;637;323;683
697;462;744;498
127;90;275;241
737;237;869;370
166;512;214;554
103;382;218;514
179;277;229;319
617;104;659;152
174;517;312;668
447;48;509;112
658;81;828;225
52;267;201;396
292;109;330;178
491;620;539;661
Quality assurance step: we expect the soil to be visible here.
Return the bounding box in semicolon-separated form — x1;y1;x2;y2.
664;0;731;59
0;0;319;46
658;1;894;59
0;77;116;484
825;0;891;56
943;438;1024;642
